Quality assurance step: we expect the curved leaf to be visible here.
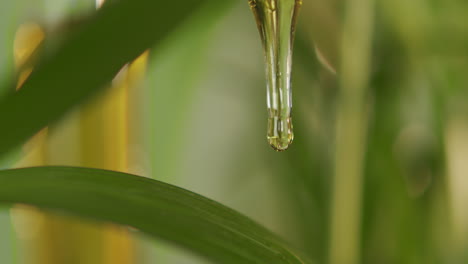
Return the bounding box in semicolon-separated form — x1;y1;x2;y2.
0;166;309;264
0;0;233;158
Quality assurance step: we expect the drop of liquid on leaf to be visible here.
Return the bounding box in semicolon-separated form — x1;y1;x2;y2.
249;0;301;151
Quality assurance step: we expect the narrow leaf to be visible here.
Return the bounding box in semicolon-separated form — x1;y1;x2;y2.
0;166;308;264
0;0;228;158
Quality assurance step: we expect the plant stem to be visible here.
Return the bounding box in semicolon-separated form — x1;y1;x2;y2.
328;0;374;263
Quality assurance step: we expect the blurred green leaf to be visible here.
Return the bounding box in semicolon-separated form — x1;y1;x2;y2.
0;0;229;159
0;166;309;264
146;0;234;183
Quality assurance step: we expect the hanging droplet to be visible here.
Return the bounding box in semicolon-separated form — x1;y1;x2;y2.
249;0;301;151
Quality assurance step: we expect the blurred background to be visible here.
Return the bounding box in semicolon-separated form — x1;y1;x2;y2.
1;0;468;263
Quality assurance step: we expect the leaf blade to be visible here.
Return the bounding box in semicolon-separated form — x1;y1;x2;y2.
0;166;309;264
0;0;228;158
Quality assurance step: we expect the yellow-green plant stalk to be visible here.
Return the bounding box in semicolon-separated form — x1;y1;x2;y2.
12;14;149;264
328;0;374;263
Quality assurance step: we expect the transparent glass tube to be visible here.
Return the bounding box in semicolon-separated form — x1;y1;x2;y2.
250;0;301;151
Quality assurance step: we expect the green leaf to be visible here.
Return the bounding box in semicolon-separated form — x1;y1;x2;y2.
146;0;234;183
0;0;231;158
0;166;309;264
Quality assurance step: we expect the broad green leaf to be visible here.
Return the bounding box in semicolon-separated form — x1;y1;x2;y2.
0;0;231;158
0;166;309;264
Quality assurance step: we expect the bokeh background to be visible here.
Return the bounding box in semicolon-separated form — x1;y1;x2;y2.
1;0;468;263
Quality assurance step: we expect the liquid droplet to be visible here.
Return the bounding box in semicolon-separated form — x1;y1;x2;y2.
249;0;301;151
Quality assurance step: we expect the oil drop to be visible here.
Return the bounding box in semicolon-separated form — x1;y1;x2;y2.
249;0;301;151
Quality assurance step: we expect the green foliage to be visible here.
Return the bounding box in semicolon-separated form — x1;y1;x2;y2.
0;166;309;264
0;0;312;263
1;0;468;263
0;0;227;158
